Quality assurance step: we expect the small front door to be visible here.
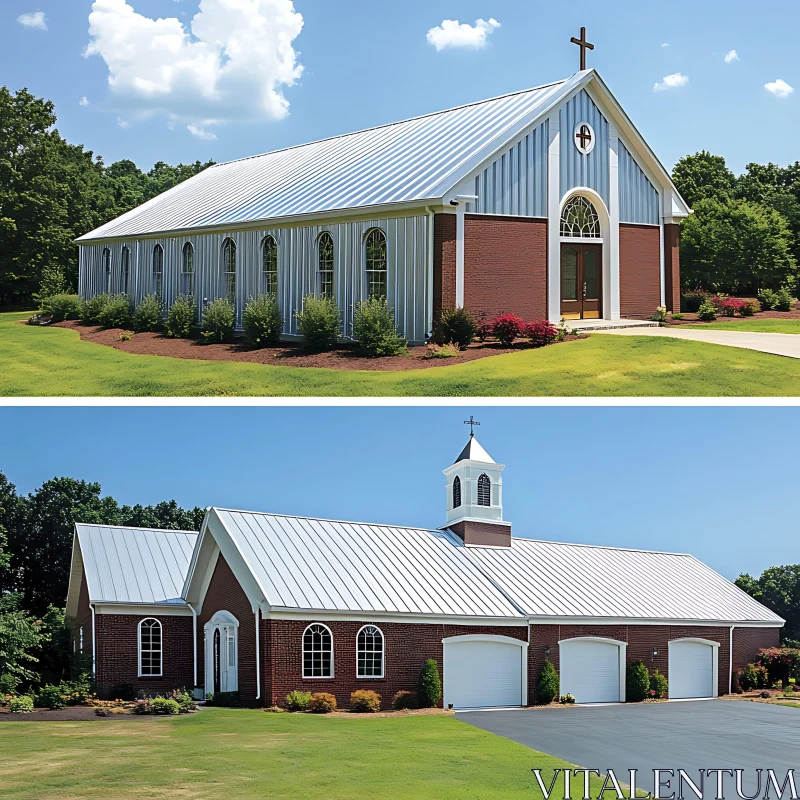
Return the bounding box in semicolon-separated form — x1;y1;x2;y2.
561;244;602;320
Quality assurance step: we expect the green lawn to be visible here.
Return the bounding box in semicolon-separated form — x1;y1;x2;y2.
0;708;600;799
4;311;800;396
684;318;800;334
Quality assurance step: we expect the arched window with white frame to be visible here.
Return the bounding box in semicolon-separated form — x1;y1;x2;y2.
356;625;384;678
560;195;601;239
365;229;387;299
182;242;194;297
453;476;462;509
477;473;491;507
303;623;333;678
121;246;130;295
152;244;164;301
103;248;112;293
138;618;162;677
222;238;236;305
317;232;334;297
262;235;278;296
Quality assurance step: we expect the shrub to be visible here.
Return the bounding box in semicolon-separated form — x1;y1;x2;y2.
295;295;341;351
526;320;558;348
649;669;668;699
309;692;337;713
756;647;800;685
742;298;760;316
491;313;525;346
165;295;197;338
168;688;196;713
150;697;180;715
417;659;442;708
205;690;241;707
774;286;796;312
201;298;236;343
9;695;34;713
98;294;133;329
653;306;668;323
671;313;684;320
392;690;419;710
264;705;287;713
349;689;381;713
436;307;477;350
133;699;151;715
352;297;407;357
536;660;559;705
119;331;134;342
37;684;66;710
133;295;163;332
476;319;492;343
738;663;769;691
243;294;283;347
758;288;779;310
697;300;718;321
81;293;111;325
285;690;313;711
626;660;650;703
43;293;83;322
718;297;748;317
681;289;711;313
559;694;576;705
424;343;460;359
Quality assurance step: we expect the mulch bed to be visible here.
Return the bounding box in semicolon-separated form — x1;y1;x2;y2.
0;706;156;721
667;301;800;326
47;320;587;371
721;691;800;705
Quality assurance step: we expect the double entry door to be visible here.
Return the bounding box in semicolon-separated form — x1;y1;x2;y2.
560;244;602;320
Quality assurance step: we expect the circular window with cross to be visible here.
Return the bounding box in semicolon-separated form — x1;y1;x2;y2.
573;122;595;155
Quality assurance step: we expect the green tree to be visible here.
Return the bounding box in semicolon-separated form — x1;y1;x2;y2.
536;660;559;704
736;566;800;643
417;658;442;708
672;151;737;208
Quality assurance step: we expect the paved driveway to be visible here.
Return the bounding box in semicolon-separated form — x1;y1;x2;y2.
461;701;799;796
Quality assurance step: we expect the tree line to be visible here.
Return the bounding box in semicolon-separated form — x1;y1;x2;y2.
0;86;214;306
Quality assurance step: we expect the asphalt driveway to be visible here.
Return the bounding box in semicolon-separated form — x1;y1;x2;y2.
461;701;799;797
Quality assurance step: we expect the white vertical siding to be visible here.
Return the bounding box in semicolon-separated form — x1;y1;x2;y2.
78;214;431;343
560;89;610;206
618;142;659;225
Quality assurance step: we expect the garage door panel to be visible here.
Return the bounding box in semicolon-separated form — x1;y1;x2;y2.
669;641;715;699
444;640;523;709
560;640;621;704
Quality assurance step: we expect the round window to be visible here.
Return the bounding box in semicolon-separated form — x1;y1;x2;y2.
574;122;595;155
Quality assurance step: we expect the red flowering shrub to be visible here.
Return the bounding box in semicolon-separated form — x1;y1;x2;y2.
525;320;558;348
757;647;800;685
718;297;749;317
491;314;525;346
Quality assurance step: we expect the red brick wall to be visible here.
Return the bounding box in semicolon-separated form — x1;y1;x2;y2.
197;554;257;702
733;627;780;672
95;613;193;698
619;224;661;319
664;224;681;313
265;620;527;710
433;213;456;316
463;215;547;322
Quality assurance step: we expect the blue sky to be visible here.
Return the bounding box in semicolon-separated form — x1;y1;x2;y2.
3;0;798;175
0;406;795;582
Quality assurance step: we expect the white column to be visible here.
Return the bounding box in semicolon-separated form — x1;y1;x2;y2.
546;114;562;323
455;204;466;308
658;192;666;308
608;124;621;320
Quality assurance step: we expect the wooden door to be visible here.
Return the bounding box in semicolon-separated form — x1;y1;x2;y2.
560;244;602;320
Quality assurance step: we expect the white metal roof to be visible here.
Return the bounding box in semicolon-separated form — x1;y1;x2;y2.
74;523;198;605
77;75;579;242
465;538;784;625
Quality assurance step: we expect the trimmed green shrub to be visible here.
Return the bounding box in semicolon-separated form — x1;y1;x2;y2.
352;297;407;356
201;298;236;343
9;695;33;713
536;660;559;705
81;293;111;325
758;288;779;310
626;660;650;703
391;690;418;710
165;295;197;338
424;343;460;359
697;300;718;321
243;294;283;347
649;669;668;699
349;689;381;713
295;295;341;351
37;684;66;710
681;289;711;313
98;294;133;329
150;697;180;715
436;307;477;350
774;287;796;312
167;688;196;713
417;658;442;709
133;294;163;332
559;694;576;705
285;690;313;711
309;692;337;713
738;662;768;691
43;293;83;322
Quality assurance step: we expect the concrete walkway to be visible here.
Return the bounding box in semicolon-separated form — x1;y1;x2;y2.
593;325;800;359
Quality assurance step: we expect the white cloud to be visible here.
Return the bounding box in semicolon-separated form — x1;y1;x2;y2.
661;42;669;48
187;123;217;140
84;0;304;129
116;117;131;128
765;78;794;98
79;96;90;106
426;18;500;51
17;11;47;30
653;72;689;92
724;49;739;63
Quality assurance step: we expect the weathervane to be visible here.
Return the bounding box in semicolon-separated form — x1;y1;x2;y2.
570;26;594;71
464;416;480;438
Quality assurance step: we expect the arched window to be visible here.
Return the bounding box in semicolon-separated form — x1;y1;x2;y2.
303;623;333;678
318;232;334;297
365;229;387;299
152;244;164;301
138;618;162;677
477;473;491;507
453;476;462;509
357;625;384;678
222;238;236;305
262;236;278;296
103;248;112;293
182;242;194;297
121;246;130;295
560;195;601;239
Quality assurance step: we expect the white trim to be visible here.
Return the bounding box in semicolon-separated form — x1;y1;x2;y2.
204;610;240;695
559;636;627;702
90;604;96;678
95;603;192;616
137;617;163;679
729;626;734;695
188;602;198;687
573;121;596;155
442;634;526;647
669;636;721;648
266;608;527;626
356;624;385;679
546;113;562;322
302;622;335;680
530;615;780;628
255;608;261;700
668;637;720;699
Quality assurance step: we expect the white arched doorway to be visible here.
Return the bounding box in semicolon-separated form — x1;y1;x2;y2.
204;611;239;696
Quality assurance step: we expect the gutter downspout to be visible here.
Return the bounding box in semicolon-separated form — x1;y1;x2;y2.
187;603;198;688
729;625;735;694
255;608;261;702
90;604;96;679
425;206;435;339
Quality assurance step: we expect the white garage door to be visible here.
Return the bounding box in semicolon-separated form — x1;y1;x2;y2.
443;638;525;709
669;640;715;699
560;639;622;704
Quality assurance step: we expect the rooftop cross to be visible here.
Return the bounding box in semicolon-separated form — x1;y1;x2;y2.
570;26;595;71
464;416;480;438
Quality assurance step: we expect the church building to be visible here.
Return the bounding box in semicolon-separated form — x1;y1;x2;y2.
66;434;781;709
76;34;690;343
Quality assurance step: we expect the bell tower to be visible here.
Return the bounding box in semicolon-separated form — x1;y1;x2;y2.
442;420;511;547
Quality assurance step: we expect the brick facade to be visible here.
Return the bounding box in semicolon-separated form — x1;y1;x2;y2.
432;213;456;316
619;224;661;319
664;223;681;313
732;626;780;672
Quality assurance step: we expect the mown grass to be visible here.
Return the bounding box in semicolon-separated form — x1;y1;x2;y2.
3;311;800;396
684;318;800;334
0;708;600;799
